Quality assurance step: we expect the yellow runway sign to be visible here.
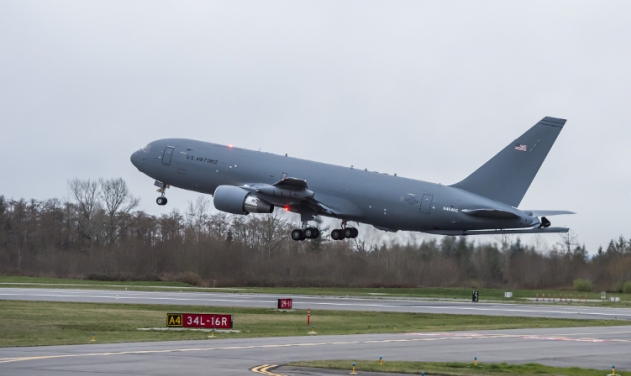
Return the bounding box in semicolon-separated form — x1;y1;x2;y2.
166;314;182;327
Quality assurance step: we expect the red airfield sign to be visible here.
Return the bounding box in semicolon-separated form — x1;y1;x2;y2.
167;313;233;329
278;298;293;309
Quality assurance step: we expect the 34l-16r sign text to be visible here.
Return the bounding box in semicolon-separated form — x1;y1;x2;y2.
166;313;233;329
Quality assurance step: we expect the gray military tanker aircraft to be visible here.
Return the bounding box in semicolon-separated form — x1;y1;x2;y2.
130;116;574;241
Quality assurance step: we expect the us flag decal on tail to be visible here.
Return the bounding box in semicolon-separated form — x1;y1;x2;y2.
514;144;527;152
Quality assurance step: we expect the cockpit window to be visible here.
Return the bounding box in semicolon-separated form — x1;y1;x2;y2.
142;145;151;152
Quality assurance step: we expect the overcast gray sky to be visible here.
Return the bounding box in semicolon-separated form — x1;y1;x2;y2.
1;1;629;252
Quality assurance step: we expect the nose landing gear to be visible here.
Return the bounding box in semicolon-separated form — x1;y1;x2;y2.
155;180;169;206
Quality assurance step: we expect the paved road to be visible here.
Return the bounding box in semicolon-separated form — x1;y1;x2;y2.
1;326;630;375
2;287;631;320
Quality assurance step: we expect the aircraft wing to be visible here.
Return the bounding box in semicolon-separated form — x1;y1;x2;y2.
428;227;570;236
241;177;340;216
302;197;341;216
523;210;576;217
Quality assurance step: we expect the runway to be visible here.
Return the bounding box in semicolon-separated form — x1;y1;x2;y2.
1;326;630;375
1;287;631;320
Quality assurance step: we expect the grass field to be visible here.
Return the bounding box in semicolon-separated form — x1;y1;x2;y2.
1;275;628;304
288;360;630;375
0;300;628;347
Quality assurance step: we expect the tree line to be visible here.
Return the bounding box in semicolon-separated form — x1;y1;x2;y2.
1;178;630;291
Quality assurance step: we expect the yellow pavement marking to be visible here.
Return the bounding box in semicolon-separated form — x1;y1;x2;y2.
251;364;285;376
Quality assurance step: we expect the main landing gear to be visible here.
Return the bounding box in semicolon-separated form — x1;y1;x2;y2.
330;227;358;241
291;220;359;241
291;227;320;241
330;220;359;241
155;181;168;206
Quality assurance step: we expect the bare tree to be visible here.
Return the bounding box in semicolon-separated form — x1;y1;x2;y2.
351;238;377;255
498;234;515;253
557;230;579;254
186;196;211;244
257;214;290;257
532;234;549;253
7;184;631;291
68;178;100;246
99;178;140;245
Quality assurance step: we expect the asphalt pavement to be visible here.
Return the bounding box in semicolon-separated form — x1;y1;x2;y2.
1;287;631;320
1;326;630;375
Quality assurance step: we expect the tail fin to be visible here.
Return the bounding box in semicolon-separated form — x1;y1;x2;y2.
451;116;566;207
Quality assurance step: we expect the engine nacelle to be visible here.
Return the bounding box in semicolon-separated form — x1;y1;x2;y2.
213;185;274;215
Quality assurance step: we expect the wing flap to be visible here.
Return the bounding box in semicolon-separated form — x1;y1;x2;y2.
428;227;570;236
461;209;521;219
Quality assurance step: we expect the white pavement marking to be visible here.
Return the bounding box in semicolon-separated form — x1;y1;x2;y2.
3;288;631;319
0;333;627;365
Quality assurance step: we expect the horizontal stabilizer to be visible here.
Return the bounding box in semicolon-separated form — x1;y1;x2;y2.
427;227;569;236
523;210;575;217
461;209;520;219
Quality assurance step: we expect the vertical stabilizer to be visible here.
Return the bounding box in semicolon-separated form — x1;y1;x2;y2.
451;117;566;207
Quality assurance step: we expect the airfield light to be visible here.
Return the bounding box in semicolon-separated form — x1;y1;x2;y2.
228;144;233;148
284;206;289;211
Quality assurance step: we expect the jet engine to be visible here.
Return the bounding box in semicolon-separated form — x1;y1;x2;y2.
213;185;274;215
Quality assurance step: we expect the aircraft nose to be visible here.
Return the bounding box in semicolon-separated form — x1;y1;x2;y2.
130;150;144;169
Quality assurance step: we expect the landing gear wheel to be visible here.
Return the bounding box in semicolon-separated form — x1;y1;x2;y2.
344;227;359;238
331;229;346;241
291;229;305;241
304;227;320;239
156;197;168;206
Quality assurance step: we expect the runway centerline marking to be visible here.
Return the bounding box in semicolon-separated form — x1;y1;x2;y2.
404;332;631;343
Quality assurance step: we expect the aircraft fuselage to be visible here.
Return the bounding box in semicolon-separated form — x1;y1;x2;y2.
131;138;539;234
